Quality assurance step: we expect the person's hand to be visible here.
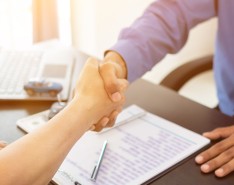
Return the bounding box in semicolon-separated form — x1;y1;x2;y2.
99;51;128;102
195;125;234;177
98;51;128;129
0;140;7;150
89;111;120;132
73;57;128;131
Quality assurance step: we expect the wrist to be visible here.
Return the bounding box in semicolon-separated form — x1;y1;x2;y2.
104;51;128;79
65;97;93;132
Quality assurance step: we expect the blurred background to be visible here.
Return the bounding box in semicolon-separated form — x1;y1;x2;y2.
0;0;218;107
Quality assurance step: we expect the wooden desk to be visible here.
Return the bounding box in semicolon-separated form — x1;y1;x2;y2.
125;79;234;185
0;78;234;184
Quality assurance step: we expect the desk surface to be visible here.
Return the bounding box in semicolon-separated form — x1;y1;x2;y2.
125;79;234;185
1;77;234;184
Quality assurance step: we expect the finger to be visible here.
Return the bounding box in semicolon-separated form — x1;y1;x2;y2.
200;146;234;174
203;131;222;140
109;79;127;105
89;125;96;131
215;158;234;177
203;126;234;140
92;117;110;132
118;79;129;93
114;93;126;108
105;111;119;128
195;135;234;164
99;63;122;102
0;140;7;149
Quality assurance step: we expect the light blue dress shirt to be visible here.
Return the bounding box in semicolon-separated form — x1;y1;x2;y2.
111;0;234;116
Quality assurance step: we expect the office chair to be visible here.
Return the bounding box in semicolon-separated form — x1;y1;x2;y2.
159;55;219;109
159;55;213;91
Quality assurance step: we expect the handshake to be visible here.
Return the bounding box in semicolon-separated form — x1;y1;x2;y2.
73;51;129;132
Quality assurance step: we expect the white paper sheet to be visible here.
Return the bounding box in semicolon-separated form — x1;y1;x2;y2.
52;105;210;185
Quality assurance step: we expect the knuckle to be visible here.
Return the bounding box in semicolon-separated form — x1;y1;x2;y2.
212;142;226;152
99;62;112;72
199;150;215;161
222;162;234;175
223;147;234;159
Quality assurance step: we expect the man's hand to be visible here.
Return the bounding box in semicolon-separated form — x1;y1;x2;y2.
195;125;234;177
91;51;128;130
99;51;128;102
74;57;127;131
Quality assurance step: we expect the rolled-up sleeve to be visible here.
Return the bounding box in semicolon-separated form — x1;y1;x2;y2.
110;0;216;82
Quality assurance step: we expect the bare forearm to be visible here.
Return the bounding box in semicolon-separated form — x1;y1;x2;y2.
0;58;125;185
0;98;90;185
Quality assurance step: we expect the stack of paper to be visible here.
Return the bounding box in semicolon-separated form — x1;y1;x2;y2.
52;105;210;185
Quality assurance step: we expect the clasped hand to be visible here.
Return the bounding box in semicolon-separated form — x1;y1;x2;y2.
74;57;128;132
76;55;234;178
93;54;234;178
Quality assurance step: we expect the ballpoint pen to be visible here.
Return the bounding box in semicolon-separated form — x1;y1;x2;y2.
90;140;108;181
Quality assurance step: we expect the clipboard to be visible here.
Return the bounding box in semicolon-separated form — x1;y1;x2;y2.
51;105;210;185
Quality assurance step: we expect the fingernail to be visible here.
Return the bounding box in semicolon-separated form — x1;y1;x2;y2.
101;118;109;127
215;168;224;177
201;164;210;172
195;155;204;163
111;92;121;102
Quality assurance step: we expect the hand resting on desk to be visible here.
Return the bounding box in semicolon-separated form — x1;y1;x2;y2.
196;125;234;177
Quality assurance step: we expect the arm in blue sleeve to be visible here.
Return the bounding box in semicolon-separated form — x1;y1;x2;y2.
111;0;216;82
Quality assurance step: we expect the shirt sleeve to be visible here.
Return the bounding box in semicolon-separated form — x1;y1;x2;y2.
110;0;216;82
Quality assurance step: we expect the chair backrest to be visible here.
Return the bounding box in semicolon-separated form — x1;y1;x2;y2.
159;56;213;91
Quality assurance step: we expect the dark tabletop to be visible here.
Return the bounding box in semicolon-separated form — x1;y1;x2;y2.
1;78;234;185
125;79;234;185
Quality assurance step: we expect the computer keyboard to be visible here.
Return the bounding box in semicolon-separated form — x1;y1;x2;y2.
0;50;43;97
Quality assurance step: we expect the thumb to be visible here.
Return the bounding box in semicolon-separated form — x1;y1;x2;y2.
99;62;123;102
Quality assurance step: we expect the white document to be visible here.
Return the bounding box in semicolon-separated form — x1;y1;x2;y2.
16;105;145;133
52;105;210;185
17;110;50;133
